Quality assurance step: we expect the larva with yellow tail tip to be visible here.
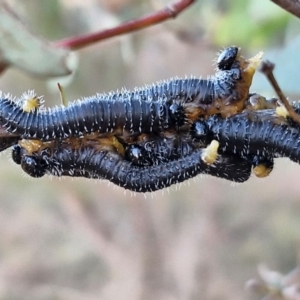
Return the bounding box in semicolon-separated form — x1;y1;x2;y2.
0;47;262;141
199;110;300;166
14;139;252;192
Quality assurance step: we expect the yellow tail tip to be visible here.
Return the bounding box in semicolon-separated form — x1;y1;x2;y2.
201;140;219;165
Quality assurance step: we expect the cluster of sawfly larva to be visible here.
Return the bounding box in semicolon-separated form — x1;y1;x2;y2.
0;47;299;193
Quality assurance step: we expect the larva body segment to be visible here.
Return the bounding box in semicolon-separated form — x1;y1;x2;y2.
0;96;172;140
204;111;300;163
21;144;251;192
124;133;199;166
284;101;300;129
0;47;262;141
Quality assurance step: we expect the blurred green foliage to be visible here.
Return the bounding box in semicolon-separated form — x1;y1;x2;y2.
184;0;292;49
210;0;290;48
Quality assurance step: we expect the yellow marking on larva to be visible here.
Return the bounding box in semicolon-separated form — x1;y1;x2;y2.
67;137;83;149
22;94;43;112
185;50;264;120
276;106;289;118
91;137;120;153
110;136;125;156
201;140;219;164
246;94;277;111
19;139;47;154
253;163;273;178
243;51;264;77
223;51;264;118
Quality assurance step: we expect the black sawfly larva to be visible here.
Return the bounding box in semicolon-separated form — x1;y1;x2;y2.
197;109;300;165
17;141;252;192
190;115;275;177
0;47;262;141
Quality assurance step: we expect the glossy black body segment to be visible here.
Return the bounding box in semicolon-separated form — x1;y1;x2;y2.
21;155;46;178
0;47;245;141
18;144;252;193
12;144;22;164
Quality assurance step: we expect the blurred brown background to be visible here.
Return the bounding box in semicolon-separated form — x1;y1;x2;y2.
0;0;300;299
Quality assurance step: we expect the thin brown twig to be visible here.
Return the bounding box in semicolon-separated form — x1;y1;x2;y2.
271;0;300;18
0;60;8;75
54;0;195;50
57;83;67;107
260;60;300;125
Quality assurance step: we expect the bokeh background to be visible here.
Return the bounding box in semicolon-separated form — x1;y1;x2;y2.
0;0;300;299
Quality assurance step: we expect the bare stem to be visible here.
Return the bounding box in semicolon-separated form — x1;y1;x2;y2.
54;0;195;50
57;83;67;107
260;60;300;125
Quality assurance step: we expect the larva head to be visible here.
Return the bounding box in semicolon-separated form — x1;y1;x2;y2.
190;120;209;144
217;47;239;70
125;144;151;166
12;144;23;165
21;155;46;178
169;102;186;127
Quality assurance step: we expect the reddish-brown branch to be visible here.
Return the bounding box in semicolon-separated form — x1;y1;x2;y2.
271;0;300;18
54;0;195;50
